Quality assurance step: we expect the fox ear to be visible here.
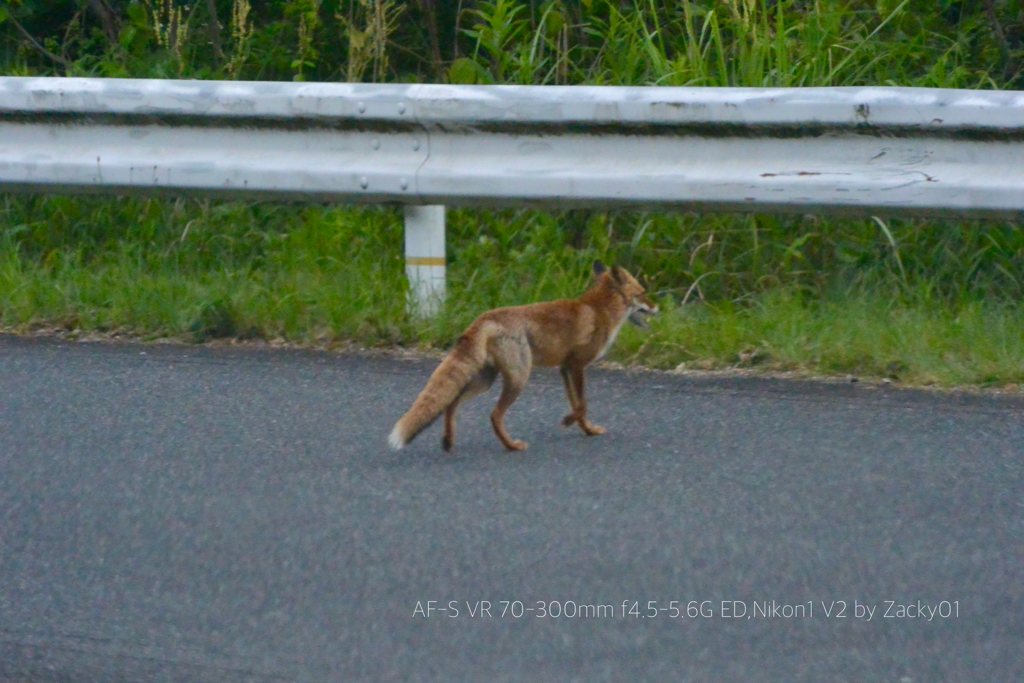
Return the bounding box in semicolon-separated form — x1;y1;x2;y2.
593;260;607;276
611;265;625;284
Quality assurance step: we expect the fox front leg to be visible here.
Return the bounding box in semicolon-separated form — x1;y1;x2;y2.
560;362;605;436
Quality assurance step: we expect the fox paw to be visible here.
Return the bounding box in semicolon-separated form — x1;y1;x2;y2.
582;424;606;436
505;440;528;451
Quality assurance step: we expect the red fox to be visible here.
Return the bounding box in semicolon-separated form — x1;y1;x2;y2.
388;261;658;452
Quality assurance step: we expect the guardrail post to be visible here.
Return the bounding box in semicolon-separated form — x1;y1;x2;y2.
404;205;446;316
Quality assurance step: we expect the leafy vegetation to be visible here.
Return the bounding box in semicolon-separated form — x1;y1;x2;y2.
1;1;1024;387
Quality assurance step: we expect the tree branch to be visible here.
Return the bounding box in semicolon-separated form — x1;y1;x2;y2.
87;0;121;47
983;0;1012;80
8;12;72;69
416;0;444;81
206;0;223;66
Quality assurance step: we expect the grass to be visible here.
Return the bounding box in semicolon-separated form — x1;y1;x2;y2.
617;294;1024;388
2;196;1024;389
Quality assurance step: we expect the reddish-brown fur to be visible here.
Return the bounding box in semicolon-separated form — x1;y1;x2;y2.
388;262;657;452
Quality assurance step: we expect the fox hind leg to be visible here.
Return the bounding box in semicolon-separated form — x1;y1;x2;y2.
491;379;529;451
560;364;582;427
490;337;532;451
443;364;497;451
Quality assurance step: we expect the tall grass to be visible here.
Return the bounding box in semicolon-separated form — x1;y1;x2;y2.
2;195;1024;387
451;0;999;90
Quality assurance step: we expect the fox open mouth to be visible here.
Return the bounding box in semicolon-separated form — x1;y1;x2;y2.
628;308;656;329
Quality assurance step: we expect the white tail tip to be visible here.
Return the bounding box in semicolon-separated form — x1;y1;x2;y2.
388;423;406;451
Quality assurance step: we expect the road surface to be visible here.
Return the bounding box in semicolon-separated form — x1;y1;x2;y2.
1;335;1022;681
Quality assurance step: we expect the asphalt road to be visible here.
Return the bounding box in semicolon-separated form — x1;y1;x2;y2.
1;335;1022;682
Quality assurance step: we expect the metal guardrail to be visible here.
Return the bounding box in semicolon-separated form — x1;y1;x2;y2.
1;77;1022;311
2;77;1023;215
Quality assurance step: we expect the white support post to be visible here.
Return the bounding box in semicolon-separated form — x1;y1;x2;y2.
404;205;446;316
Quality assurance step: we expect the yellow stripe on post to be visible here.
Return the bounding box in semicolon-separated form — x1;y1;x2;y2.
404;205;446;316
405;257;446;267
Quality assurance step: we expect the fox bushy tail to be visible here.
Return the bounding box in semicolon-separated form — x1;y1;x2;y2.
388;324;492;450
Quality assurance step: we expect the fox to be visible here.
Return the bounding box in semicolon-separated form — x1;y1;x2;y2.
388;261;658;452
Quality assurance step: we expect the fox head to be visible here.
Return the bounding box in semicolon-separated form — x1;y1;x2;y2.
593;261;659;328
